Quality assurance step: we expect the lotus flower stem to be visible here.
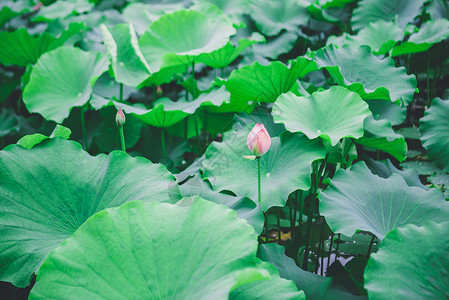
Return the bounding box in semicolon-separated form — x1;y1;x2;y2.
276;207;281;244
366;234;376;257
426;52;430;107
80;106;87;150
119;83;123;101
257;157;261;204
327;232;334;270
119;126;126;152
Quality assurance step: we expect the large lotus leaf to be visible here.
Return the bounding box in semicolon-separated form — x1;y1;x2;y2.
29;198;298;299
313;45;417;105
427;0;449;20
258;244;367;300
90;87;229;127
365;221;449;299
420;98;449;171
0;24;84;67
100;23;151;87
225;57;317;105
139;9;236;72
197;33;265;69
273;87;371;146
17;124;71;149
180;174;264;234
0;138;180;287
320;161;449;240
202;128;325;211
392;19;449;56
22;46;108;123
328;20;403;55
33;0;93;22
351;0;426;31
122;3;184;35
249;0;309;36
356;116;407;161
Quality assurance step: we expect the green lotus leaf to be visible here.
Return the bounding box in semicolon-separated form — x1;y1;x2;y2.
180;174;264;234
197;32;265;69
202;127;325;211
0;138;180;287
33;0;93;22
258;244;367;300
252;31;299;59
320;161;449;240
22;46;109;123
351;0;426;31
122;3;184;35
139;9;236;72
225;57;317;105
29;198;299;299
17;124;71;149
100;23;151;87
420;98;449;171
313;45;417;105
426;0;449;20
392;19;449;56
0;5;19;28
365;221;449;299
249;0;309;36
356;116;407;161
328;20;403;55
91;86;229;127
305;3;341;23
0;23;84;67
364;98;406;126
273;87;371;146
230;261;305;300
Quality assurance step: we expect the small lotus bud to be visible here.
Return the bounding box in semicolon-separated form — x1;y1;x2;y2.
156;86;163;97
116;107;125;127
247;123;271;157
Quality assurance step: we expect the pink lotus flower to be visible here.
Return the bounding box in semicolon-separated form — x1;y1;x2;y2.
116;107;126;127
247;123;271;157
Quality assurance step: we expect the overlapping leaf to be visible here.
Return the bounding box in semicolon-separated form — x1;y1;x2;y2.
0;138;180;287
365;221;449;299
273;86;371;146
23;46;108;123
313;45;417;105
320;161;449;239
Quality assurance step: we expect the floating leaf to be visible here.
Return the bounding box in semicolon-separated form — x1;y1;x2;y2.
273;86;371;146
225;57;317;105
351;0;426;31
420;98;449;171
33;0;93;22
392;19;449;56
320;161;449;240
202;127;325;211
101;23;151;87
0;138;180;287
365;221;449;299
253;32;298;59
30;198;299;299
313;45;417;105
139;9;236;72
249;0;309;36
23;46;109;123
